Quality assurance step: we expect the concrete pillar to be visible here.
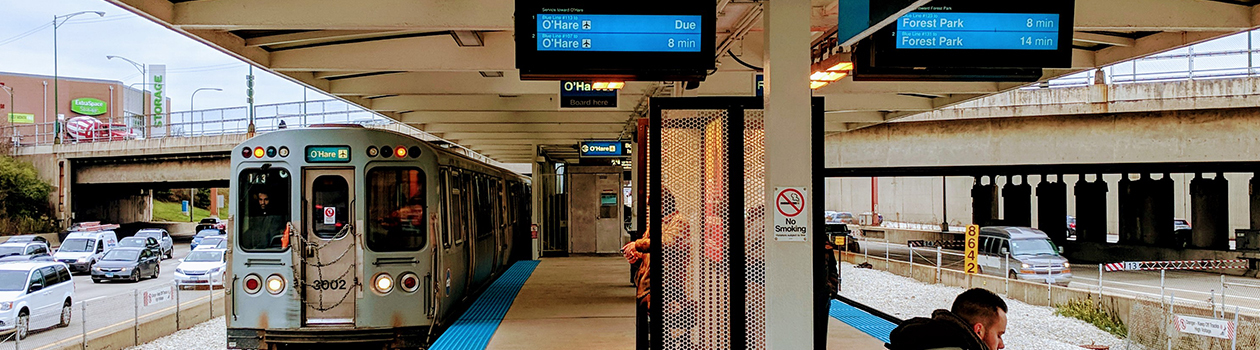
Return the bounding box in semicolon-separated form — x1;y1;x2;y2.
1135;174;1160;246
1002;175;1032;227
1117;175;1137;244
972;176;997;226
1074;175;1108;243
209;188;219;217
1190;173;1230;250
1036;175;1067;244
531;146;543;260
1151;174;1175;248
762;0;813;347
1251;175;1260;230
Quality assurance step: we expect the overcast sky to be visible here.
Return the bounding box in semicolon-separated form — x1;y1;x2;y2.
0;0;326;112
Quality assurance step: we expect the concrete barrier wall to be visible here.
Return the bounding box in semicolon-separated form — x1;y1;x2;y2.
42;292;225;350
857;227;958;245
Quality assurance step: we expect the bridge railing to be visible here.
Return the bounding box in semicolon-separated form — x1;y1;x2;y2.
3;99;502;166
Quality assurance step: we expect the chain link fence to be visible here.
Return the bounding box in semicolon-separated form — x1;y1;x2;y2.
0;282;224;350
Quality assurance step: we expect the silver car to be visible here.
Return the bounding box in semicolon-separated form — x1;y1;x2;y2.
977;226;1072;286
134;229;174;259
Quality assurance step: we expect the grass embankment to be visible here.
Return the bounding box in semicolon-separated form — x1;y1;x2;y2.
152;200;226;222
1054;299;1128;338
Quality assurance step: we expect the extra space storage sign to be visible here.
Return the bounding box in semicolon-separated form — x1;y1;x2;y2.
773;187;808;241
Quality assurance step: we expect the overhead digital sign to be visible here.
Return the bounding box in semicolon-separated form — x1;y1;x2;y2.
865;0;1075;70
516;0;714;81
560;81;618;108
579;140;632;158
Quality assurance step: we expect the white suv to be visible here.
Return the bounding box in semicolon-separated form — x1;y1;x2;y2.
0;262;74;338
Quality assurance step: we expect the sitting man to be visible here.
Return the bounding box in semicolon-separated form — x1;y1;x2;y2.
885;288;1007;350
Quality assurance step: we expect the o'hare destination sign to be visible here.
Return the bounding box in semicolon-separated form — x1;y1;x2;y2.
773;187;807;241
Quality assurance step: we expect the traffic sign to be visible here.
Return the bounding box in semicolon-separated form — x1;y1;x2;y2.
772;187;807;241
964;224;980;274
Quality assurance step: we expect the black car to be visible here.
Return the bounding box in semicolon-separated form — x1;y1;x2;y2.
195;218;226;233
91;247;161;283
117;237;163;259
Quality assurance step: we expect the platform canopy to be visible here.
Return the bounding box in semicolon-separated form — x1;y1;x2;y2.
108;0;1260;163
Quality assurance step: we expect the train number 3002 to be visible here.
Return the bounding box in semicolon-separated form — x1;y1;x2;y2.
311;279;347;290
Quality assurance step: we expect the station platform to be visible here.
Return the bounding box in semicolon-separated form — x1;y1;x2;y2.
431;257;892;349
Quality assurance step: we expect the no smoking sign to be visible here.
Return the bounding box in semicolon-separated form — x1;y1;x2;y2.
773;187;808;241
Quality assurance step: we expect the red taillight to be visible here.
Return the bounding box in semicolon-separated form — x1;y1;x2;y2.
1070;223;1076;229
245;278;259;291
243;274;263;294
403;276;417;289
399;273;420;293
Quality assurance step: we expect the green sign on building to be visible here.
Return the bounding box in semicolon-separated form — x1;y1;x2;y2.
70;98;108;116
8;113;34;124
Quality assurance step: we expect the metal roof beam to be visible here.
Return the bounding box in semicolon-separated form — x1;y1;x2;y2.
170;0;514;31
1076;0;1253;31
400;111;632;124
372;94;641;112
420;123;626;134
441;132;621;140
271;32;514;72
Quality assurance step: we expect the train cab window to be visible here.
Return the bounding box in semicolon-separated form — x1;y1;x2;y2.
311;176;350;239
367;167;427;251
239;168;292;251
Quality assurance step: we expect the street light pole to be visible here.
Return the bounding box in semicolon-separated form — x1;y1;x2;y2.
53;11;105;144
190;87;222;136
107;55;146;137
1;86;13;143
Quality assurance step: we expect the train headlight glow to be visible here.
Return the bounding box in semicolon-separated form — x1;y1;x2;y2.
399;273;420;293
253;147;265;158
265;274;285;295
394;146;407;158
243;274;263;295
373;273;394;294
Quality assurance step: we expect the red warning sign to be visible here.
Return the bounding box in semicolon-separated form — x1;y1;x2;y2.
776;188;804;217
773;187;808;241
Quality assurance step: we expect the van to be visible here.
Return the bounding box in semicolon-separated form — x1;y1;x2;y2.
52;231;119;274
0;261;75;338
977;226;1072;286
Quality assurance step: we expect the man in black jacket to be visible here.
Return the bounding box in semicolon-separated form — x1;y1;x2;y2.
885;288;1008;350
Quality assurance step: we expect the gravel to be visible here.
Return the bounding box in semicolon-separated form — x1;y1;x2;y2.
125;316;226;350
840;262;1125;350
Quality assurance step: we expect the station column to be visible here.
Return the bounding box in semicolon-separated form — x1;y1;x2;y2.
762;0;813;348
1036;175;1067;244
1190;173;1229;249
1116;175;1136;244
1151;174;1175;248
1074;175;1108;243
1002;175;1032;227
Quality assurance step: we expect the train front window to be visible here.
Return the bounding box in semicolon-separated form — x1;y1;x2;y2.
367;167;427;251
239;168;291;251
311;175;350;238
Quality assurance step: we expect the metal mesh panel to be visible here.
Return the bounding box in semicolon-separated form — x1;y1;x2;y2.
659;109;730;349
744;111;767;350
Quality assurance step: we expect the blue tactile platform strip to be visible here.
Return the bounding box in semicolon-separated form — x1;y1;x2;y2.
829;299;897;344
429;260;541;350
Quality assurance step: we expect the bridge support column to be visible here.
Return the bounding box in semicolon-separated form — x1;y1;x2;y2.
1251;175;1260;230
1036;175;1067;244
972;176;997;226
1074;175;1108;243
1002;175;1031;227
1190;173;1230;249
1151;174;1175;248
1117;175;1138;244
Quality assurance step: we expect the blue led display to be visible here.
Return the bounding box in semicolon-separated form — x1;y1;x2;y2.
536;14;703;53
895;12;1060;50
579;141;631;158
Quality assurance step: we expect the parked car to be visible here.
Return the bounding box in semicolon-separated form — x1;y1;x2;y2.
194;218;226;233
0;242;51;259
2;235;49;245
133;229;174;259
53;230;118;274
191;229;224;250
0;255;55;263
0;261;75;338
175;249;227;290
195;237;227;251
977;226;1072;286
117;237;163;259
91;247;161;283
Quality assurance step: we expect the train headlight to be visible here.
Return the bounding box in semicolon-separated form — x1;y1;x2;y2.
265;274;285;295
278;146;290;157
243;274;263;295
373;273;394;294
253;147;265;158
366;146;379;157
399;273;420;293
394;146;407;158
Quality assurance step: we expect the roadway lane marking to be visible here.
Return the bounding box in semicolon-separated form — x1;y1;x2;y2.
30;292;222;350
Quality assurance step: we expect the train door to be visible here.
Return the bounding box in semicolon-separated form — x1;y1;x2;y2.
471;175;496;286
440;168;471;306
301;168;357;326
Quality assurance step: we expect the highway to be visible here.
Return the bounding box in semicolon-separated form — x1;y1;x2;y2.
852;240;1260;315
0;242;225;350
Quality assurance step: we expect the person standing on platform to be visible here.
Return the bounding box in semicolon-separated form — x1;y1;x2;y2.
885;288;1008;350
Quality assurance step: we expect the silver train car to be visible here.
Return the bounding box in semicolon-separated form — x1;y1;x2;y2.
225;125;531;349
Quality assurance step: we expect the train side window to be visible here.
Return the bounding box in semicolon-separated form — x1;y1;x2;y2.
440;169;452;249
239;167;291;251
450;171;467;246
366;167;427;252
475;176;494;239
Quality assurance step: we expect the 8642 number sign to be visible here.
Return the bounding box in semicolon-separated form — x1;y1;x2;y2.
964;225;980;275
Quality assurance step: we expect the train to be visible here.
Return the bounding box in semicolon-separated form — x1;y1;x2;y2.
225;125;532;349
